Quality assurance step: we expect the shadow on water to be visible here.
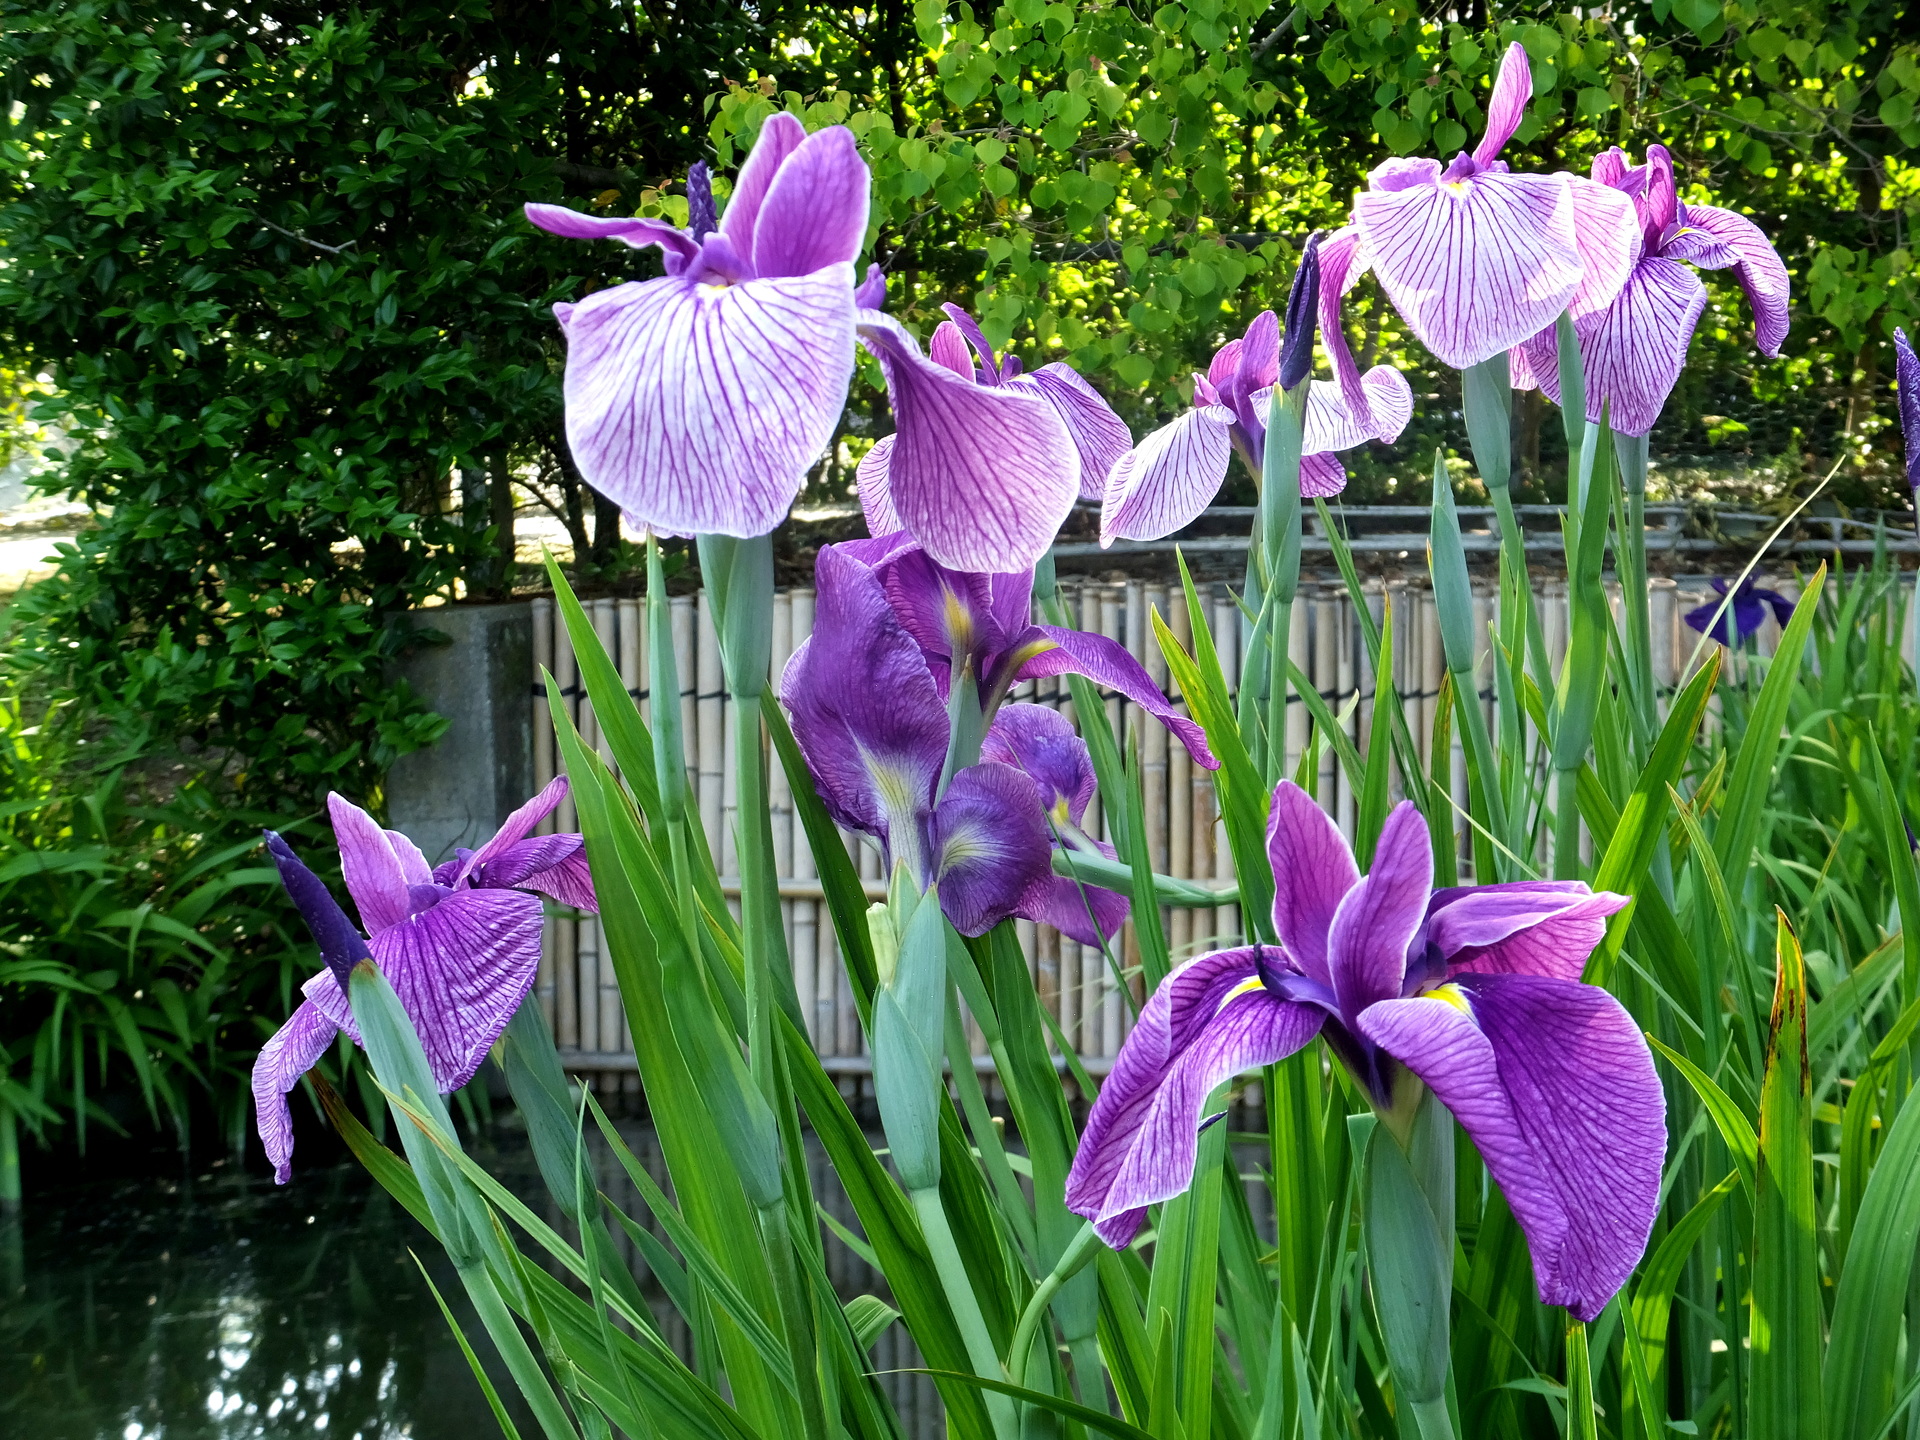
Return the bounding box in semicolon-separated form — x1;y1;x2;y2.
0;1112;944;1440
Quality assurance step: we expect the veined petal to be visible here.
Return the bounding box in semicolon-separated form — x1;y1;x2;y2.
1067;956;1322;1246
1301;367;1414;452
880;545;1010;676
1358;974;1665;1321
1326;801;1430;1023
1576;257;1708;437
1679;204;1791;357
1265;780;1358;987
1010;363;1133;499
523;205;699;268
983;703;1097;825
751;125;870;280
475;834;597;913
1425;882;1629;982
856;313;1079;572
460;776;571;884
1354;171;1583;369
780;545;949;844
1099;406;1233;544
1564;174;1643;319
558;265;857;537
1896;329;1920;491
369;887;546;1094
720;111;806;259
1300;451;1347;498
329;794;417;936
252;999;340;1184
1316;227;1387;439
856;435;902;536
1020;869;1129;948
928;321;975;377
927;762;1055;936
1474;42;1534;166
1015;625;1218;769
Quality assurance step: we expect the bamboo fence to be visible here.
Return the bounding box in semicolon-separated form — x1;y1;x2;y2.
528;574;1808;1084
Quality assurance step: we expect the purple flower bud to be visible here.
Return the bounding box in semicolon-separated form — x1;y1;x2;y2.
686;160;717;240
1277;231;1323;392
1896;327;1920;494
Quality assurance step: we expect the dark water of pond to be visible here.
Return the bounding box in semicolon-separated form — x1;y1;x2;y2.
0;1115;941;1440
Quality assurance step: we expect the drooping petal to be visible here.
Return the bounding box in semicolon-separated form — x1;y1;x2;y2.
265;832;374;991
1358;974;1665;1321
1300;451;1347;498
1424;882;1629;982
856;435;902;536
1014;625;1218;769
1099;406;1234;544
1010;363;1133;499
1677;203;1791;357
983;703;1098;824
1326;802;1430;1023
369;887;546;1094
1473;42;1534;167
1896;329;1920;492
523;205;701;270
1067;955;1323;1246
1574;256;1709;437
719;111;806;260
252;999;341;1184
556;265;857;537
927;762;1055;936
856;313;1079;572
928;321;975;377
1563;174;1643;320
780;545;950;849
1354;170;1584;369
1316;227;1385;437
1265;780;1358;988
1300;367;1414;452
750;125;870;280
1020;869;1130;948
329;794;418;937
475;834;598;913
459;776;571;885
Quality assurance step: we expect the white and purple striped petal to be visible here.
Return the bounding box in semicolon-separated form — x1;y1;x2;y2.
1898;329;1920;492
749;125;871;278
1099;405;1234;545
1010;363;1133;499
1357;974;1665;1321
1677;203;1790;357
252;1000;341;1184
555;263;857;537
1574;257;1709;437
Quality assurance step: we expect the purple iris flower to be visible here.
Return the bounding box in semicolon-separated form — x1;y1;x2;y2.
1100;300;1414;545
855;304;1131;572
252;779;596;1183
1897;328;1920;499
525;114;871;537
1683;575;1795;647
1510;144;1791;437
1065;783;1661;1322
1328;42;1639;380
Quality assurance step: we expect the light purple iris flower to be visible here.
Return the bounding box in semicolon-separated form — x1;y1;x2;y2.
1100;304;1414;545
1894;328;1919;497
1331;42;1639;380
525;114;870;537
1510;144;1791;437
1066;782;1662;1322
855;305;1131;573
252;779;596;1183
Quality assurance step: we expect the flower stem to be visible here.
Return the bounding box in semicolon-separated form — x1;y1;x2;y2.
759;1200;829;1440
1006;1219;1101;1389
910;1184;1018;1440
0;1097;18;1214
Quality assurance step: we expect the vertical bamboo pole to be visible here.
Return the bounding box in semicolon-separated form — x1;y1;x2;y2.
1211;590;1241;944
695;591;725;872
553;600;581;1051
531;597;557;1028
1169;593;1194;960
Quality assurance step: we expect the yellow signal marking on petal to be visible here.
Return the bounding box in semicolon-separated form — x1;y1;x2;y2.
1008;637;1059;670
1441;181;1471;196
1424;983;1472;1013
1050;798;1072;825
942;586;975;651
1220;975;1266;1009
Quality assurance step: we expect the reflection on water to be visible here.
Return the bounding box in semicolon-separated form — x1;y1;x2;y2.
0;1114;941;1440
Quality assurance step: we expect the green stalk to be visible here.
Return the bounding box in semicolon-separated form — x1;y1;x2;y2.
646;537;703;966
1615;431;1657;748
1565;1320;1598;1440
1006;1220;1102;1388
758;1200;828;1440
910;1184;1019;1440
1261;380;1308;787
0;1096;18;1214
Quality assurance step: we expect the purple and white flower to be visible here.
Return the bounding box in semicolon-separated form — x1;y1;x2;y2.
1511;144;1791;437
855;305;1131;573
252;780;595;1183
1328;42;1640;382
526;114;871;537
1065;782;1661;1322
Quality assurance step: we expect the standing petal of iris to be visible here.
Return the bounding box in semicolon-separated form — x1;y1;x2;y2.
1011;363;1134;499
857;314;1080;572
717;111;806;253
370;887;545;1094
329;794;421;935
1066;949;1324;1245
1357;974;1665;1321
557;262;857;537
1424;883;1630;982
1677;204;1791;357
1100;406;1234;544
1562;175;1643;319
251;1001;341;1185
1265;779;1360;986
1354;172;1583;368
1576;258;1709;438
1325;803;1430;1020
748;126;872;278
